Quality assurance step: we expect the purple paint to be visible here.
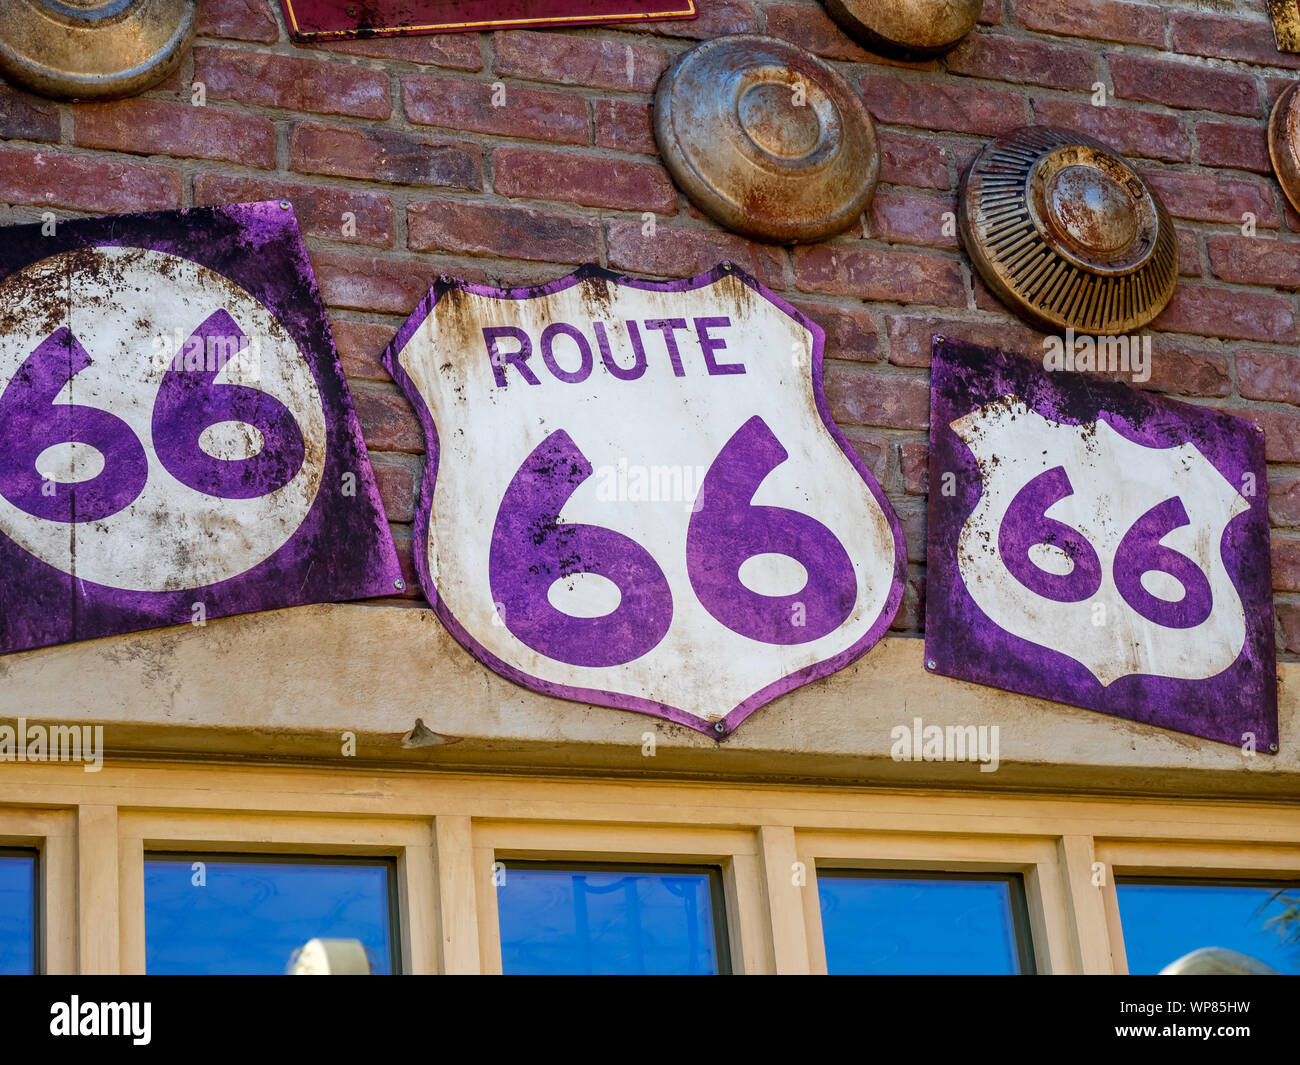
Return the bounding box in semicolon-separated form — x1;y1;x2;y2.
694;317;745;376
381;262;907;738
926;336;1278;750
0;201;403;657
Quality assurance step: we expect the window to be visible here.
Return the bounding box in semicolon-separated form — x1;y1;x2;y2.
143;854;399;975
1116;877;1300;974
0;849;38;975
817;870;1036;974
496;861;730;974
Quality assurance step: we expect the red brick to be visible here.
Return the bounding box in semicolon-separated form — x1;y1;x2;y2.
330;319;398;382
886;314;1046;366
606;220;784;290
75;99;276;168
304;33;482;71
1015;0;1164;47
1196;121;1272;175
291;122;481;190
353;388;424;452
889;570;925;632
1171;12;1300;71
949;35;1098;91
878;133;950;190
867;192;959;249
1177;228;1201;277
840;428;888;481
595;99;657;155
1272;539;1300;592
409;199;599;263
403;75;588;145
766;4;931;67
979;0;1001;25
193;47;391;119
370;454;418;522
493;147;677;213
794;245;966;306
859;74;1026;136
194;174;394;247
1153;286;1297;344
1277;601;1300;650
1031;98;1190;162
825;368;929;429
1224;407;1300;462
790;301;880;363
0;149;181;213
1108;54;1259;117
895;499;926;562
1144;170;1279;229
310;251;438;314
1133;343;1232;398
646;0;757;40
493;32;668;93
898;442;928;494
0;83;59;142
198;0;279;42
1207;236;1300;290
1239;350;1300;405
1269;476;1300;526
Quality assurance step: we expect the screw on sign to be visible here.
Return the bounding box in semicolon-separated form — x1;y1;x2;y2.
0;202;402;655
925;337;1278;750
382;264;906;737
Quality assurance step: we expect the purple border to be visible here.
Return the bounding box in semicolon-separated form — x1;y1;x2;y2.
925;336;1278;750
381;262;907;738
0;201;402;656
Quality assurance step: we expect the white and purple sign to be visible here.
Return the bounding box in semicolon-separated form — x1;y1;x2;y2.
927;337;1277;749
0;201;402;656
384;264;905;736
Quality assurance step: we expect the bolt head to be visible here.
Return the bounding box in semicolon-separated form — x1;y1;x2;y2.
394;578;406;591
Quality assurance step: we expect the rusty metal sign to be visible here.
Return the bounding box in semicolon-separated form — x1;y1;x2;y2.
926;337;1277;750
0;201;403;656
1270;0;1300;53
280;0;695;40
383;263;905;737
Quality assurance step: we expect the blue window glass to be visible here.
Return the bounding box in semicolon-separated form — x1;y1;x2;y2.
144;854;398;975
496;862;730;974
0;849;38;975
818;870;1034;974
1117;879;1300;974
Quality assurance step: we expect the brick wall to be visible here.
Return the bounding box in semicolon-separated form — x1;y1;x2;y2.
2;0;1299;653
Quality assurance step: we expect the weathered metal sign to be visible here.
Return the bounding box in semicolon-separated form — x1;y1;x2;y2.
280;0;695;40
926;337;1277;750
0;201;402;656
1270;0;1300;54
383;264;905;736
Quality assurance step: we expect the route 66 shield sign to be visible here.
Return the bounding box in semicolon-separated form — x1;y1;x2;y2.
383;263;905;736
0;201;402;656
926;337;1277;750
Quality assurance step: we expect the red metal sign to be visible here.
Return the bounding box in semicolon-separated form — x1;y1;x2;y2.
281;0;696;39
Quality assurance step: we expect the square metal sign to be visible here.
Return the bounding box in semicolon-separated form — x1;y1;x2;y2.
926;337;1277;750
280;0;696;40
0;201;403;656
383;263;905;737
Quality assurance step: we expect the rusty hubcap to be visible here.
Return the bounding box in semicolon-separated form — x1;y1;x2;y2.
960;126;1178;334
654;35;879;244
1269;83;1300;216
0;0;196;100
821;0;982;58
